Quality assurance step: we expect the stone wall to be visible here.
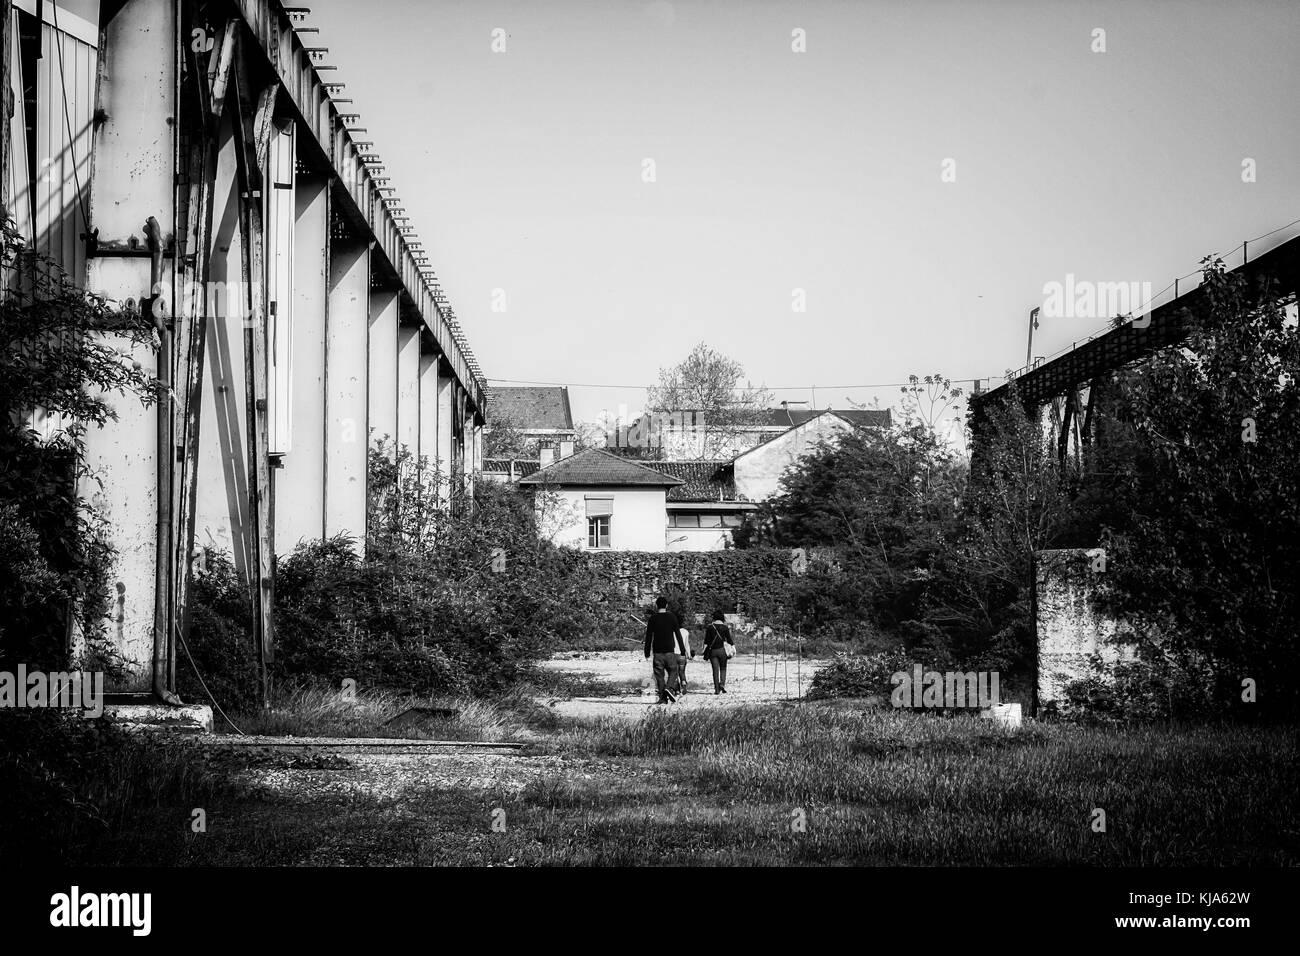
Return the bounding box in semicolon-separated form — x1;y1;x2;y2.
1036;548;1137;707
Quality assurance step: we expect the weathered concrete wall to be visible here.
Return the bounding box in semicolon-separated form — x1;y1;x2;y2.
1036;548;1137;707
396;325;421;454
418;349;439;470
79;0;175;688
275;175;329;555
733;414;853;501
325;239;370;542
367;289;399;451
436;370;454;508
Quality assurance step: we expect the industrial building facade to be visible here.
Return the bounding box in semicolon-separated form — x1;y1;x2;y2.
1;0;486;698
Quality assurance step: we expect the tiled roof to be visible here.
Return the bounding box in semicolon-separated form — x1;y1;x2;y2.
518;448;685;487
654;407;891;431
482;458;541;477
750;408;892;429
652;460;744;502
487;386;574;430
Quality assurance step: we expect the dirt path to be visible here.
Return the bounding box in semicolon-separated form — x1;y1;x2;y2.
537;649;827;719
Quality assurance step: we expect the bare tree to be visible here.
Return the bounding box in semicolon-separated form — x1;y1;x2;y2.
645;342;773;459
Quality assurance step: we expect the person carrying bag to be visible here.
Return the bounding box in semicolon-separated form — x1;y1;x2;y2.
702;611;736;694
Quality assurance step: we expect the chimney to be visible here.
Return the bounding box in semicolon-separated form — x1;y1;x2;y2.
559;438;575;459
539;446;555;468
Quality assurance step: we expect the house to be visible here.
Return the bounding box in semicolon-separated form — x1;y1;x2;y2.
731;408;890;501
486;386;576;457
518;448;684;551
652;460;757;551
607;400;890;459
509;406;892;552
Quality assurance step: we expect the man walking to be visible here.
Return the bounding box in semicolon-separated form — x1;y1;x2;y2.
644;596;686;703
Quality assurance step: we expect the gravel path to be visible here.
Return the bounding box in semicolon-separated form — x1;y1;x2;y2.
537;649;827;719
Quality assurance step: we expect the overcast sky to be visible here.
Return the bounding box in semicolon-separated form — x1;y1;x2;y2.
311;0;1300;429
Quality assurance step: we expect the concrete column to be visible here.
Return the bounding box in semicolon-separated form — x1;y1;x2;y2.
396;324;421;455
80;0;177;689
275;174;328;555
418;348;439;471
436;369;454;509
325;238;370;542
367;289;399;455
195;115;251;582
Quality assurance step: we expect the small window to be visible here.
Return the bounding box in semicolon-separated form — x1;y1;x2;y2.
721;514;743;528
588;515;611;548
673;514;700;528
699;514;723;528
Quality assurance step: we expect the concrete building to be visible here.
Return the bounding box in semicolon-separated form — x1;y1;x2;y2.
1;0;487;698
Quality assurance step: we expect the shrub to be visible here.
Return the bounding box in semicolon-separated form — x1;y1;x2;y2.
1056;654;1217;723
806;648;912;701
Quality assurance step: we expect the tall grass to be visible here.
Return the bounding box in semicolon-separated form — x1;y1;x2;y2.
524;705;1298;865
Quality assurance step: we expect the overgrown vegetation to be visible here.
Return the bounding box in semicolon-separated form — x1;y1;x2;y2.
0;207;158;672
734;259;1298;720
184;442;628;708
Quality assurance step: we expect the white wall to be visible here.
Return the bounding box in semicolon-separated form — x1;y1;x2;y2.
275;174;328;554
665;526;732;552
324;239;370;543
542;486;667;551
733;414;854;501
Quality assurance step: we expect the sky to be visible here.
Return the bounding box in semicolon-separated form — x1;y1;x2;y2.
311;0;1300;431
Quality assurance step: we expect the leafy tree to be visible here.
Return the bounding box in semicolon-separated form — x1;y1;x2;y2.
1084;258;1300;716
482;411;531;458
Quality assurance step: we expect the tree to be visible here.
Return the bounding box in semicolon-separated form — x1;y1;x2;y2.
482;411;530;458
644;342;773;459
736;405;966;643
1083;258;1300;716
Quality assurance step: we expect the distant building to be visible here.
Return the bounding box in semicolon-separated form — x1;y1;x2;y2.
486;386;576;457
519;448;683;551
607;401;891;459
731;409;890;502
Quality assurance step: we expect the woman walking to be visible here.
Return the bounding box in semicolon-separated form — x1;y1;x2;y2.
702;611;734;694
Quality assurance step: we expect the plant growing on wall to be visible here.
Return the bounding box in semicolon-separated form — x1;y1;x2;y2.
0;206;160;670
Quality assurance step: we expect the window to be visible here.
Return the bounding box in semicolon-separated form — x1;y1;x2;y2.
698;514;723;528
721;514;743;528
588;515;611;548
670;514;699;528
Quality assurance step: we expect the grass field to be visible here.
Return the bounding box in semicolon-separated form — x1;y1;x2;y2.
63;697;1299;866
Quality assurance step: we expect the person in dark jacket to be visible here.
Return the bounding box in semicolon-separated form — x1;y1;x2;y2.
644;596;685;703
702;611;733;694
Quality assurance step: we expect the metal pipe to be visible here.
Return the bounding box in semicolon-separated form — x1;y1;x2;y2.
146;215;179;704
